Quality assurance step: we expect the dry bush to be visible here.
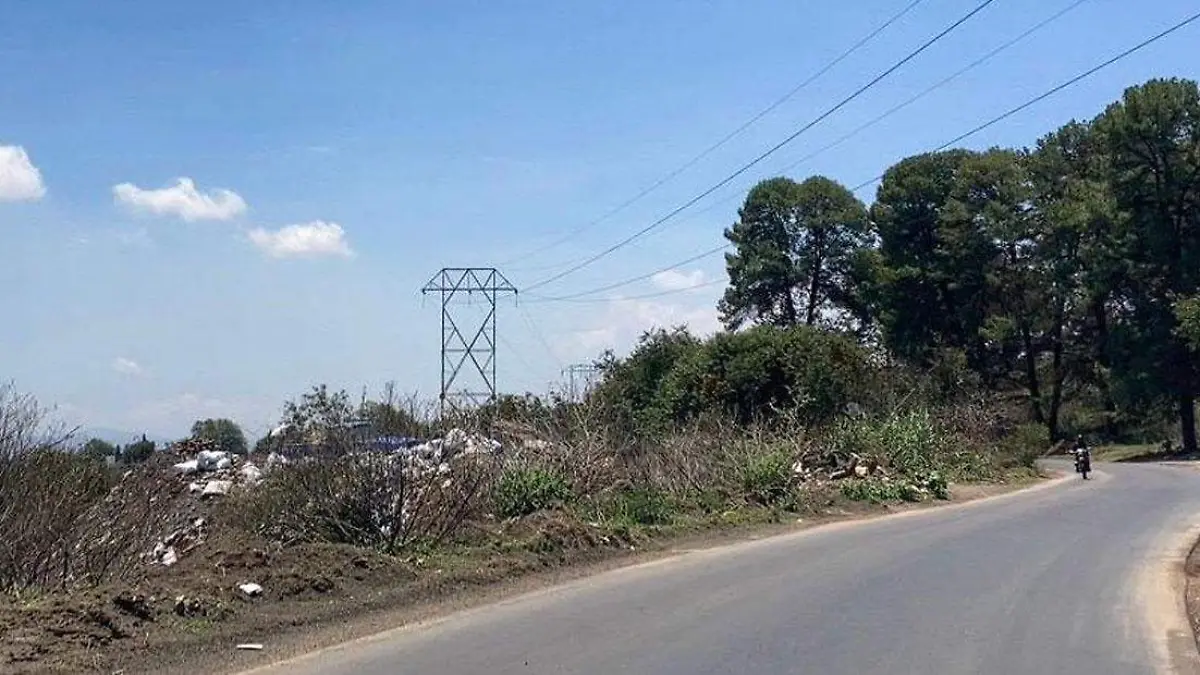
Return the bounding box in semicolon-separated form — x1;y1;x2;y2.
0;384;167;593
234;450;498;553
496;404;814;510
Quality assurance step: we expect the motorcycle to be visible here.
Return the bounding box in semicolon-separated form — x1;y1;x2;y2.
1074;449;1091;480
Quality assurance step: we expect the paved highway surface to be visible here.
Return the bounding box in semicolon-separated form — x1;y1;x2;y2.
246;461;1200;675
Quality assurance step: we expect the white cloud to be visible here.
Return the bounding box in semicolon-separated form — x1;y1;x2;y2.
112;357;144;377
651;268;707;291
248;221;353;259
0;145;47;202
112;177;247;221
564;296;721;358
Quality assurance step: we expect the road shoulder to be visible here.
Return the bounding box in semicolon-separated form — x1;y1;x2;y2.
199;473;1060;675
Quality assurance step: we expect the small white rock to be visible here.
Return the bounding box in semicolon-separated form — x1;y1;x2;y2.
201;480;233;497
240;463;263;485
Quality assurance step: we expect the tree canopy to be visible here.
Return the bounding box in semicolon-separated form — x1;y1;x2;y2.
699;77;1200;451
190;418;248;455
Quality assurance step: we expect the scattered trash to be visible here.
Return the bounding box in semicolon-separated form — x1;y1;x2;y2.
236;643;265;651
238;582;263;597
160;547;178;567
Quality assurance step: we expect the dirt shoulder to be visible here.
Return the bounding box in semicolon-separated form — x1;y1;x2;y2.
15;471;1042;675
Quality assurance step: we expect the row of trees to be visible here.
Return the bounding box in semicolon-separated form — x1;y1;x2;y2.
718;78;1200;451
80;417;249;462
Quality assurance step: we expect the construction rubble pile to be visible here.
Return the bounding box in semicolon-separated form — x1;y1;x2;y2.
143;430;502;569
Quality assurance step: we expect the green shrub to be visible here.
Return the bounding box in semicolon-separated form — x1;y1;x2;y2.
737;450;793;506
996;423;1048;469
879;410;945;475
826;410;950;476
841;478;913;503
606;486;675;526
840;475;939;503
592;324;876;436
494;467;573;519
920;471;950;500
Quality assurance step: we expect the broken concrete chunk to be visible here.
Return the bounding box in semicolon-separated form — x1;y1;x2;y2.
201;480;233;497
197;450;230;471
240;463;263;485
173;459;200;475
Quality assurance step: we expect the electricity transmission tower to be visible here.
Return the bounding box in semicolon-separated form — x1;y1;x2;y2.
422;268;518;415
563;363;601;403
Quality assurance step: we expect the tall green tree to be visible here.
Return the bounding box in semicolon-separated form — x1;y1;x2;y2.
1095;78;1200;453
190;418;248;455
720;176;870;331
869;150;992;368
1027;120;1125;438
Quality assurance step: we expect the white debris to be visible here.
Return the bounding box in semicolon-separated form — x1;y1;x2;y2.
197;450;231;471
240;463;263;485
201;480;233;497
236;643;264;651
161;547;178;567
173;459;200;475
238;582;263;597
792;459;805;475
188;481;204;494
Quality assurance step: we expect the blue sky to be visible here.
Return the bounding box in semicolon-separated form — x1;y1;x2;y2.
3;0;1199;438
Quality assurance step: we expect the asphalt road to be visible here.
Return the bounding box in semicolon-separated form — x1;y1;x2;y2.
248;461;1200;675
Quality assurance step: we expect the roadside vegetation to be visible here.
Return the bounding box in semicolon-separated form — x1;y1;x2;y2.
3;76;1199;672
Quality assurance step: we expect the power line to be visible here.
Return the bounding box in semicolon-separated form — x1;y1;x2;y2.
499;0;927;269
668;0;1091;226
496;331;537;375
851;7;1200;193
516;304;566;371
521;6;1200;305
533;278;727;304
521;0;1000;294
525;243;731;302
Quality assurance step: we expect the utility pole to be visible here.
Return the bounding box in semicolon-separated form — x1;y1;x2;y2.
422;268;518;416
562;363;601;403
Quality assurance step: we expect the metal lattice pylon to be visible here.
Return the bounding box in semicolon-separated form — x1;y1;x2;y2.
422;268;518;415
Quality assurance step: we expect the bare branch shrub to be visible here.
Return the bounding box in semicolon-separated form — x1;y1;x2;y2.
234;450;497;553
0;384;166;594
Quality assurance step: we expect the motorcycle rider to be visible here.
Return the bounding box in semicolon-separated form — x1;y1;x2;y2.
1072;436;1091;474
